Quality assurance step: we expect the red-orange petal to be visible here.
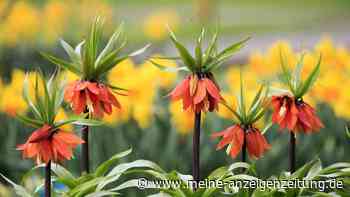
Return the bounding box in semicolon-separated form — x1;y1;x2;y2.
193;80;207;104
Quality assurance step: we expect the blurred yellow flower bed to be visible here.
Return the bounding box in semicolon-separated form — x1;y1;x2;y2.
0;38;349;135
0;1;180;45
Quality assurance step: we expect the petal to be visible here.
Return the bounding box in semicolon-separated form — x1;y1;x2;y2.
55;131;84;146
169;77;190;101
204;78;221;100
28;125;52;143
64;82;77;102
87;82;100;95
193;80;207;104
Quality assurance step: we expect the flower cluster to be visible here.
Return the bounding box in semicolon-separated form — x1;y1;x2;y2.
17;125;84;164
272;95;323;133
65;81;121;117
212;124;270;159
170;73;221;113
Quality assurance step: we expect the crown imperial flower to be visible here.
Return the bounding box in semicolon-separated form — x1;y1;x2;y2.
17;125;84;164
271;52;324;133
41;17;149;117
169;73;221;113
272;95;324;133
64;80;121;117
212;124;270;159
151;28;249;113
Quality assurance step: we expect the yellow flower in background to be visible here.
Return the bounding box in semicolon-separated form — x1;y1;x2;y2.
144;55;178;88
216;92;235;120
0;69;27;116
103;95;131;125
143;10;179;40
108;59;138;88
226;66;260;98
266;41;296;70
0;0;8;16
62;71;79;83
335;47;350;70
315;37;336;66
169;101;194;135
42;1;69;44
105;59;136;125
129;64;158;128
55;109;73;131
106;59;158;128
0;1;39;45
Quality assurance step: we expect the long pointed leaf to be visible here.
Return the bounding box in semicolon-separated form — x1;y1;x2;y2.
167;26;195;70
41;52;81;75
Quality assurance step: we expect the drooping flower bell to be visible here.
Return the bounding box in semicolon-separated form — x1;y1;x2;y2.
271;53;324;133
271;95;323;133
16;72;96;164
211;73;271;159
64;80;121;117
41;17;149;118
169;73;221;113
150;28;249;113
212;124;270;159
17;125;84;164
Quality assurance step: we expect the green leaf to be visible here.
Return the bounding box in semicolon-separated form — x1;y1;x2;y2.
22;73;42;119
60;39;81;64
203;29;218;65
305;159;322;180
238;69;247;122
228;162;251;172
98;160;165;190
84;16;103;78
195;28;205;67
167;26;196;70
262;121;273;134
279;50;294;93
95;22;124;67
129;44;151;57
109;179;140;191
216;37;250;60
297;55;322;97
41;52;81;75
85;191;120;197
149;60;189;73
51;163;78;188
248;85;264;115
68;177;104;197
151;56;181;60
292;53;305;90
96;44;150;78
0;173;33;197
290;158;318;179
16;114;44;128
95;148;133;177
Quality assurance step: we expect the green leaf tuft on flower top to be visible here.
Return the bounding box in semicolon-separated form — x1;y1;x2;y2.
296;54;322;98
221;70;269;126
151;27;249;74
17;71;101;129
167;25;196;71
278;51;322;99
41;16;149;81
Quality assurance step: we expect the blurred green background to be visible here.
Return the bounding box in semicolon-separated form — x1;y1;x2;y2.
0;0;349;194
